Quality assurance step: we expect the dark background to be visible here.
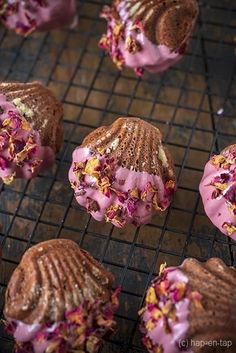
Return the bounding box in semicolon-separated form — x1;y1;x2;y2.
0;0;236;352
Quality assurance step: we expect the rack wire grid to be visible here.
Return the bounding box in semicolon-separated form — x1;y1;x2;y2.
0;0;236;352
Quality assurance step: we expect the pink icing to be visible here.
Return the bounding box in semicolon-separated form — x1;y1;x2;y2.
13;321;42;342
6;289;120;353
199;155;236;241
12;320;51;353
99;2;182;75
1;0;77;36
0;94;55;183
140;268;193;353
68;147;174;228
8;320;60;353
33;340;52;353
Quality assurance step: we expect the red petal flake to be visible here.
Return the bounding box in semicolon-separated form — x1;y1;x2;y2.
0;156;8;170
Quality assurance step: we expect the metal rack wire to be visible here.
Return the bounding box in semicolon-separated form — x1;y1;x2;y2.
0;0;235;352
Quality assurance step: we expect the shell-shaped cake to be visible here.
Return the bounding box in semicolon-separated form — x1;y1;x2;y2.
69;117;176;228
5;239;119;353
139;257;236;353
125;0;199;49
99;0;199;75
0;0;77;36
199;145;236;241
0;81;63;184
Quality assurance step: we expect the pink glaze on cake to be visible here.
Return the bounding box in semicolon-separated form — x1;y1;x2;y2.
1;0;77;36
7;320;56;353
13;321;42;342
68;147;175;228
6;289;120;353
139;267;197;353
0;94;54;184
99;3;183;75
199;146;236;241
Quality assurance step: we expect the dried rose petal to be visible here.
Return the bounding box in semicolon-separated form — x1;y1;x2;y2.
100;176;111;196
126;198;136;216
96;147;105;155
211;189;221;199
85;157;101;178
28;159;42;174
222;222;236;235
75;188;86;197
86;197;100;212
111;188;127;203
129;187;140;199
105;204;122;220
5;320;17;335
152;193;164;211
73;161;85;172
212;182;228;191
4;111;22;130
14;139;26;153
145;287;158;305
134;67;144;76
0;156;8;170
0;132;8;150
125;35;142;53
2;172;16;184
171;282;187;301
211;154;226;168
224;184;236;204
219;173;230;183
9;290;119;353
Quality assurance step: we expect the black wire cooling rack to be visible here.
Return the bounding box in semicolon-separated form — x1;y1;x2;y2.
0;0;236;352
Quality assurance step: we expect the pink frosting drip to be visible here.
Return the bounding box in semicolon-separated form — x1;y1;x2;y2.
68;147;173;228
99;2;182;75
2;0;77;35
0;94;55;182
141;268;193;353
13;321;42;342
199;158;236;241
9;320;59;353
